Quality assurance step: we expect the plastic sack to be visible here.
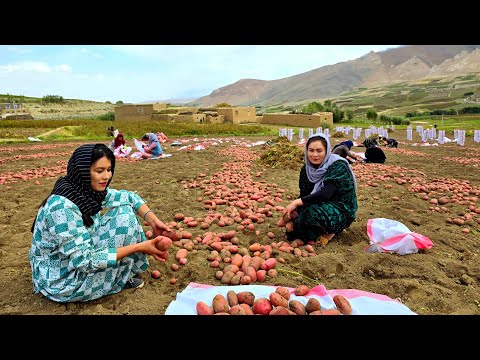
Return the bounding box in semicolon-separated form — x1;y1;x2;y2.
366;218;433;255
165;282;416;315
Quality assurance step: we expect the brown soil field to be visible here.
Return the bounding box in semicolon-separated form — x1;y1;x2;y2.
1;131;479;315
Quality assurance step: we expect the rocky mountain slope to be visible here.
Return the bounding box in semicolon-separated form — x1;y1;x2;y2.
189;45;480;107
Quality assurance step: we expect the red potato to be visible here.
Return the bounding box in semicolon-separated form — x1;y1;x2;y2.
169;278;177;285
227;290;239;307
171;264;179;271
249;256;264;271
270;292;288;308
196;301;214;315
179;257;187;265
229;305;247;315
230;274;242;285
231;254;243;267
305;298;321;313
288;300;306;315
151;270;161;279
260;258;277;271
269;306;295;315
275;287;291;301
174;213;185;221
212;294;229;314
175;249;188;261
223;264;239;274
294;285;310;296
239;303;254;315
267;269;278;278
252;298;273;315
256;270;267;282
155;236;172;251
333;295;352;315
145;230;153;239
244;266;257;283
237;291;255;306
221;271;236;284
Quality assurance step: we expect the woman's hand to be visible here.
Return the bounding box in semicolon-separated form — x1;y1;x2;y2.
283;199;302;221
151;218;171;237
138;238;169;262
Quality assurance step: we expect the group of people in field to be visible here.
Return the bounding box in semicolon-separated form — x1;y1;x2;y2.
107;129;169;159
29;129;398;304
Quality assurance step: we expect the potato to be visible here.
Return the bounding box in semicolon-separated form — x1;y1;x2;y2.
269;292;288;308
244;266;257;283
269;306;292;315
236;304;252;315
237;291;255;306
223;264;239;274
196;301;214;315
221;271;236;284
294;285;310;296
175;249;188;261
260;258;277;271
252;298;273;315
288;299;306;315
240;276;251;285
249;256;264;271
229;305;247;315
333;295;352;315
212;294;229;314
275;287;291;301
256;269;267;282
267;269;278;278
230;274;241;285
155;236;172;251
231;254;243;267
305;298;321;313
227;290;238;307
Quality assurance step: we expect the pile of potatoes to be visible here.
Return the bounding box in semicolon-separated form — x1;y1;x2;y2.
196;286;353;315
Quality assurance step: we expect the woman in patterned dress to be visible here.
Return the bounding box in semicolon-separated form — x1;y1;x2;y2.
279;133;358;246
29;144;171;302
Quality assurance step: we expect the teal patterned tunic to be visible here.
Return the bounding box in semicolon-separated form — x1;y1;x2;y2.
287;160;358;242
29;188;148;302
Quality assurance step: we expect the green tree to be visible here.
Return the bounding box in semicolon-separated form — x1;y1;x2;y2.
116;100;124;105
302;101;324;114
366;108;378;121
323;99;333;111
42;95;64;104
215;102;232;107
345;109;354;121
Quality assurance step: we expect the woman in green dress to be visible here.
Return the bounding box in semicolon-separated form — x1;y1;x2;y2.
280;133;358;246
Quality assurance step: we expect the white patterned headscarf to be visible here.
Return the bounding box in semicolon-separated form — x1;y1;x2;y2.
305;133;357;193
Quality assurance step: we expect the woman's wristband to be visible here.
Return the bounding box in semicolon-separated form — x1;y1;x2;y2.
143;210;153;221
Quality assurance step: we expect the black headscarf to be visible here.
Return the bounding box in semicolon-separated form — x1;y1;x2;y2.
363;138;377;149
31;144;115;231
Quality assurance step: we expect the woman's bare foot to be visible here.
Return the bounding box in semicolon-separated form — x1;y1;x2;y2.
318;233;335;247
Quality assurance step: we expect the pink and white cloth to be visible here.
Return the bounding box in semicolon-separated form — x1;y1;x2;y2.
366;218;433;255
165;282;416;315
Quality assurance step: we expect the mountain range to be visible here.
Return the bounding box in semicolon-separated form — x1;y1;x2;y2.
187;45;480;108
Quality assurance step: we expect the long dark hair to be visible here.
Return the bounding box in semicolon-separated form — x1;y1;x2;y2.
31;144;115;232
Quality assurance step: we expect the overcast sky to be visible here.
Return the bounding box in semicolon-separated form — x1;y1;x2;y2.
0;45;401;103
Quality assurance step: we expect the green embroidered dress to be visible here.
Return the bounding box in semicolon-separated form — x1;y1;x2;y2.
287;160;358;242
